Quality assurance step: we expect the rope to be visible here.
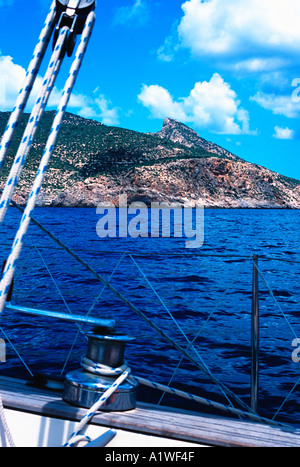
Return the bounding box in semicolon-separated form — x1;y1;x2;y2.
0;191;253;415
81;356;129;377
0;394;15;447
64;362;131;447
0;27;67;223
65;353;290;444
128;374;290;429
0;11;96;313
0;1;57;171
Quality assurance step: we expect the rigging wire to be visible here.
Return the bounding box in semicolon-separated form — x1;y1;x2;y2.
0;0;297;427
129;253;239;411
156;255;251;406
0;326;33;378
1;196;253;413
2;195;300;423
60;252;127;375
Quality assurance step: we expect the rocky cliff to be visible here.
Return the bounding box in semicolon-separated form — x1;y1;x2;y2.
155;118;240;161
0;111;299;208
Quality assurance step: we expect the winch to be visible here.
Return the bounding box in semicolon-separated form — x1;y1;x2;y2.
63;328;138;411
5;303;138;412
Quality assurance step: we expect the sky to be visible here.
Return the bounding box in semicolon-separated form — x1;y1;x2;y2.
0;0;300;180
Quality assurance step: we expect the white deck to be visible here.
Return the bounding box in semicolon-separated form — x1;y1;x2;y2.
2;408;204;448
1;376;300;447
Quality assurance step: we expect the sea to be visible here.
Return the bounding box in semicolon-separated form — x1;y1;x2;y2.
0;206;299;426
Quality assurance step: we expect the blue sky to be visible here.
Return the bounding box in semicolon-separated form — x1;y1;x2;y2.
0;0;300;180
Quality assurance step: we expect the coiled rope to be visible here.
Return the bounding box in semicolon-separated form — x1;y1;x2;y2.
81;356;129;377
64;353;290;448
64;361;131;447
3;195;292;430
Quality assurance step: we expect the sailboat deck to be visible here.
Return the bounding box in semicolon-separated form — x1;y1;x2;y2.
1;376;300;447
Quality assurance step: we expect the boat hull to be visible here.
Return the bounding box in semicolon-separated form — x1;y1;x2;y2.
1;407;200;448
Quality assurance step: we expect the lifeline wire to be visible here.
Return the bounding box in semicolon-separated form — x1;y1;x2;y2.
72;354;291;437
254;262;300;421
129;253;238;411
158;256;251;407
128;374;291;429
2;193;253;415
60;252;127;376
4;197;294;428
255;262;298;340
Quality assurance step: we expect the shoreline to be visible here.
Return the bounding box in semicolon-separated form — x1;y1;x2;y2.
30;204;300;210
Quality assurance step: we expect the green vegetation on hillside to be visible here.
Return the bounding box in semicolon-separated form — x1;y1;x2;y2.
0;111;299;204
0;110;214;176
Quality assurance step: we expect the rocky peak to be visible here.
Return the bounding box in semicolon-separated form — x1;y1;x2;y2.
157;118;202;148
155;117;240;161
0;111;299;209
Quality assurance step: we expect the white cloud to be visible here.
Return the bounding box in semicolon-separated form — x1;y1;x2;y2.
0;55;26;108
178;0;300;56
114;0;148;26
273;126;295;140
138;73;254;135
157;36;177;62
251;92;300;118
0;54;120;125
229;58;290;73
157;21;180;62
160;0;300;71
138;84;187;121
93;95;120;126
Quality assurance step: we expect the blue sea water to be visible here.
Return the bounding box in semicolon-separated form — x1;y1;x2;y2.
0;206;299;425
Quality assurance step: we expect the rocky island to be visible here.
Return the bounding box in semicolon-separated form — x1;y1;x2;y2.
0;111;299;208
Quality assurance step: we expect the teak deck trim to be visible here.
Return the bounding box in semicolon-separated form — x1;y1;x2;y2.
1;376;300;447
